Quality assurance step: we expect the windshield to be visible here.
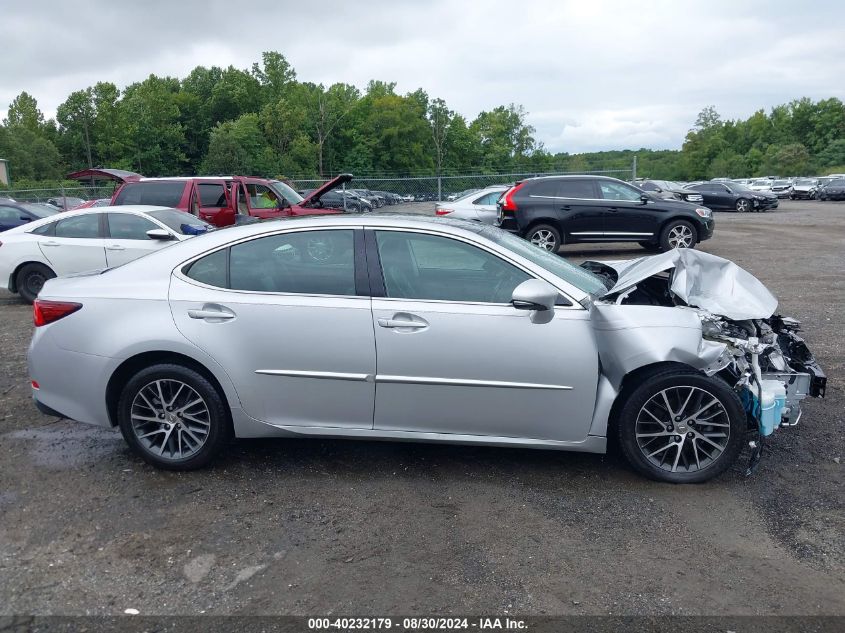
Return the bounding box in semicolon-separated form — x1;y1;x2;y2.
773;180;790;186
147;209;213;235
468;224;607;295
269;180;304;205
751;180;770;186
795;178;816;185
21;203;59;218
831;179;845;186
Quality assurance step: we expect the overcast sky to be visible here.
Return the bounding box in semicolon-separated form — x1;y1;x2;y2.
2;0;844;153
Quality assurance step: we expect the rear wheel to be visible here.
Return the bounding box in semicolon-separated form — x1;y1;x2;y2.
117;364;231;470
525;224;561;253
735;198;751;213
16;263;56;304
617;369;746;483
659;220;697;251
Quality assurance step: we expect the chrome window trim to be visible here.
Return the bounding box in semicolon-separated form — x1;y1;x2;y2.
173;224;364;300
369;225;585;309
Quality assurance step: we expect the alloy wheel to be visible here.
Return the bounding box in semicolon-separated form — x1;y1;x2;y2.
130;379;211;460
736;199;750;212
529;229;556;251
635;386;731;474
667;225;694;248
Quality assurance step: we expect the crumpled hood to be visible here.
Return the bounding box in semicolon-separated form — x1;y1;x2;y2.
593;249;778;320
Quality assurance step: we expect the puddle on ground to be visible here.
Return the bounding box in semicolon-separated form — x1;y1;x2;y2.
5;421;123;469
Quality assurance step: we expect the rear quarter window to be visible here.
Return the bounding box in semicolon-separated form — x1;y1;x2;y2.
113;182;186;207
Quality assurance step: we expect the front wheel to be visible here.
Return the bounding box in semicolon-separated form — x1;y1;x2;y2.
117;364;231;470
735;198;751;213
659;220;697;251
16;263;56;304
617;370;746;483
525;224;561;253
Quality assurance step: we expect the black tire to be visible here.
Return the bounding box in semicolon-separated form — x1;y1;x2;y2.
16;263;56;304
638;241;661;252
117;364;231;471
525;224;561;253
735;197;751;213
617;369;746;483
658;220;697;251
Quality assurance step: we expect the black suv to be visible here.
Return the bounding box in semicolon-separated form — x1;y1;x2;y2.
496;175;714;252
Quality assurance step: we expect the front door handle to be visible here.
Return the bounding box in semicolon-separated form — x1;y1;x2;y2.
41;240;60;247
559;205;571;211
106;244;126;251
378;317;428;329
188;305;236;321
608;207;619;213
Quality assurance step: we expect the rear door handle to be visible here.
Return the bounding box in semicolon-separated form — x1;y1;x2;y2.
106;245;126;251
188;306;236;321
608;207;619;213
41;240;60;247
559;205;571;211
378;317;427;329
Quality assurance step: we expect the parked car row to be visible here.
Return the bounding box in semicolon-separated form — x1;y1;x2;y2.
699;174;845;201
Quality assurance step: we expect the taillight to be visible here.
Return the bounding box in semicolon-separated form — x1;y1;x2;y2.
500;182;526;212
33;300;82;327
435;209;453;216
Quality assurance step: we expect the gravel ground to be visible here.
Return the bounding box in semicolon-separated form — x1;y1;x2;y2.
0;200;842;616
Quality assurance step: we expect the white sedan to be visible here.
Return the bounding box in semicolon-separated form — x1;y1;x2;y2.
0;205;212;302
435;185;508;224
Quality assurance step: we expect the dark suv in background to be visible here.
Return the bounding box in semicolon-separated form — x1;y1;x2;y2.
496;175;714;252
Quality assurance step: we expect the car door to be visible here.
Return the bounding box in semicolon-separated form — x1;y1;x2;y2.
538;179;605;240
597;179;661;239
37;213;107;275
709;183;736;208
169;227;376;429
244;181;285;220
471;190;505;224
368;229;598;442
192;180;236;226
103;212;176;267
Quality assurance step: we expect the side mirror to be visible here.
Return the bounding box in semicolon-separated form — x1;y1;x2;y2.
640;193;650;203
146;229;175;241
20;215;32;222
511;279;558;324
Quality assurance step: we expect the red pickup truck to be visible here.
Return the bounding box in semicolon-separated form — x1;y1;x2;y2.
66;169;349;227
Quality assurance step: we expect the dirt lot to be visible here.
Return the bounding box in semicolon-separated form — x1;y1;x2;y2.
0;200;842;616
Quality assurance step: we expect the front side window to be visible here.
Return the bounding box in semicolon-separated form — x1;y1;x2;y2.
54;214;100;238
246;183;281;209
598;181;643;201
375;231;532;303
107;213;158;240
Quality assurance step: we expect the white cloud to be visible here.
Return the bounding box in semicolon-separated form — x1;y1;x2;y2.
1;0;844;153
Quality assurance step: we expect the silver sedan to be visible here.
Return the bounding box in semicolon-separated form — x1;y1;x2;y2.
435;185;507;224
28;215;824;483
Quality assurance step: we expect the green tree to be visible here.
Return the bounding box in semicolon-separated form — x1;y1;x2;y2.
57;88;96;169
201;113;278;176
4;92;46;132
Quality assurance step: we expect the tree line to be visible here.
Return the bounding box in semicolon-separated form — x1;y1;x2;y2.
1;51;844;189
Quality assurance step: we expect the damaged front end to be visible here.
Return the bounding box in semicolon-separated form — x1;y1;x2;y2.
583;249;826;468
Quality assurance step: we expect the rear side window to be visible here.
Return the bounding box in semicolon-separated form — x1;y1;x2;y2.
473;191;503;205
113;182;185;206
197;183;227;208
186;249;228;288
558;180;597;198
528;180;561;197
54;214;101;238
185;230;356;296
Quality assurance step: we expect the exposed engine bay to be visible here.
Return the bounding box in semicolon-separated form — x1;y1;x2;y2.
581;250;826;456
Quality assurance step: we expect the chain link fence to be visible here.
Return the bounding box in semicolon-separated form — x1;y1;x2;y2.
1;185;116;209
289;168;634;203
